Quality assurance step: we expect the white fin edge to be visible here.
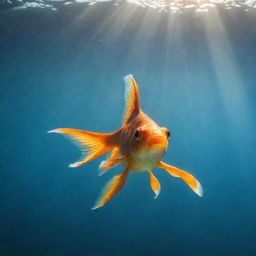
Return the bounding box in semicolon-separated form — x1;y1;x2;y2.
154;186;161;199
98;161;107;176
195;181;203;197
124;74;133;84
68;162;81;168
47;129;61;134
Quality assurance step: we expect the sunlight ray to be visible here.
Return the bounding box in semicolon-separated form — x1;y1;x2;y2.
203;8;252;128
87;3;140;44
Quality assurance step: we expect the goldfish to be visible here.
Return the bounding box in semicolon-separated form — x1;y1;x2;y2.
48;75;203;209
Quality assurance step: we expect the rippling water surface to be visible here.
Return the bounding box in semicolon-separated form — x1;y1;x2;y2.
1;0;256;11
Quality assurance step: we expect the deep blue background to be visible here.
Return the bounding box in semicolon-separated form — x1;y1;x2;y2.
0;3;256;256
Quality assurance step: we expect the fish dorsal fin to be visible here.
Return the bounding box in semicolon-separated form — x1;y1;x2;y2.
123;74;141;125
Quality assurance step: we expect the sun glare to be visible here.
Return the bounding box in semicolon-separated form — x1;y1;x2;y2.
8;0;256;12
126;0;256;12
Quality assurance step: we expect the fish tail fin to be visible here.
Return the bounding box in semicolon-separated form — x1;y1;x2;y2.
48;128;121;168
92;168;130;210
158;161;203;197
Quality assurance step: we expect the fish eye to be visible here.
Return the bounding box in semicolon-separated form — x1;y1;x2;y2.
166;129;170;138
134;130;141;141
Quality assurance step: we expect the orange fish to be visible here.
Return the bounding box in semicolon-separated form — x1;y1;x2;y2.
48;75;203;209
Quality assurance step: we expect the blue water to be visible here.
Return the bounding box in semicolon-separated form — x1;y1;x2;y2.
1;3;256;256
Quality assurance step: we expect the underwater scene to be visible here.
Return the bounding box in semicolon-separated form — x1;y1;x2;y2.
0;1;256;255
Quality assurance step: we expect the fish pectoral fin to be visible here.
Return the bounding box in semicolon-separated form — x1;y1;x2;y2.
92;168;130;210
123;75;141;125
148;170;161;199
108;148;121;160
99;148;121;175
48;128;114;168
99;154;127;176
158;161;203;197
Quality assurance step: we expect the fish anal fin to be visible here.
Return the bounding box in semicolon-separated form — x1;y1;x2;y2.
158;161;203;197
123;75;141;125
92;168;129;210
148;170;161;199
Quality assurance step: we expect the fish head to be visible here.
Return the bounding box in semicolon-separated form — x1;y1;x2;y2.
130;123;170;159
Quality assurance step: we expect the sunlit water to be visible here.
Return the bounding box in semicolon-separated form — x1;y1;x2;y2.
1;0;256;11
0;2;256;256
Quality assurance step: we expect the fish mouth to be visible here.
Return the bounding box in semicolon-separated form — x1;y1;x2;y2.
146;136;167;149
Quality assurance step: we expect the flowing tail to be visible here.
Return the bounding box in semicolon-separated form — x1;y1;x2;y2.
48;128;120;168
